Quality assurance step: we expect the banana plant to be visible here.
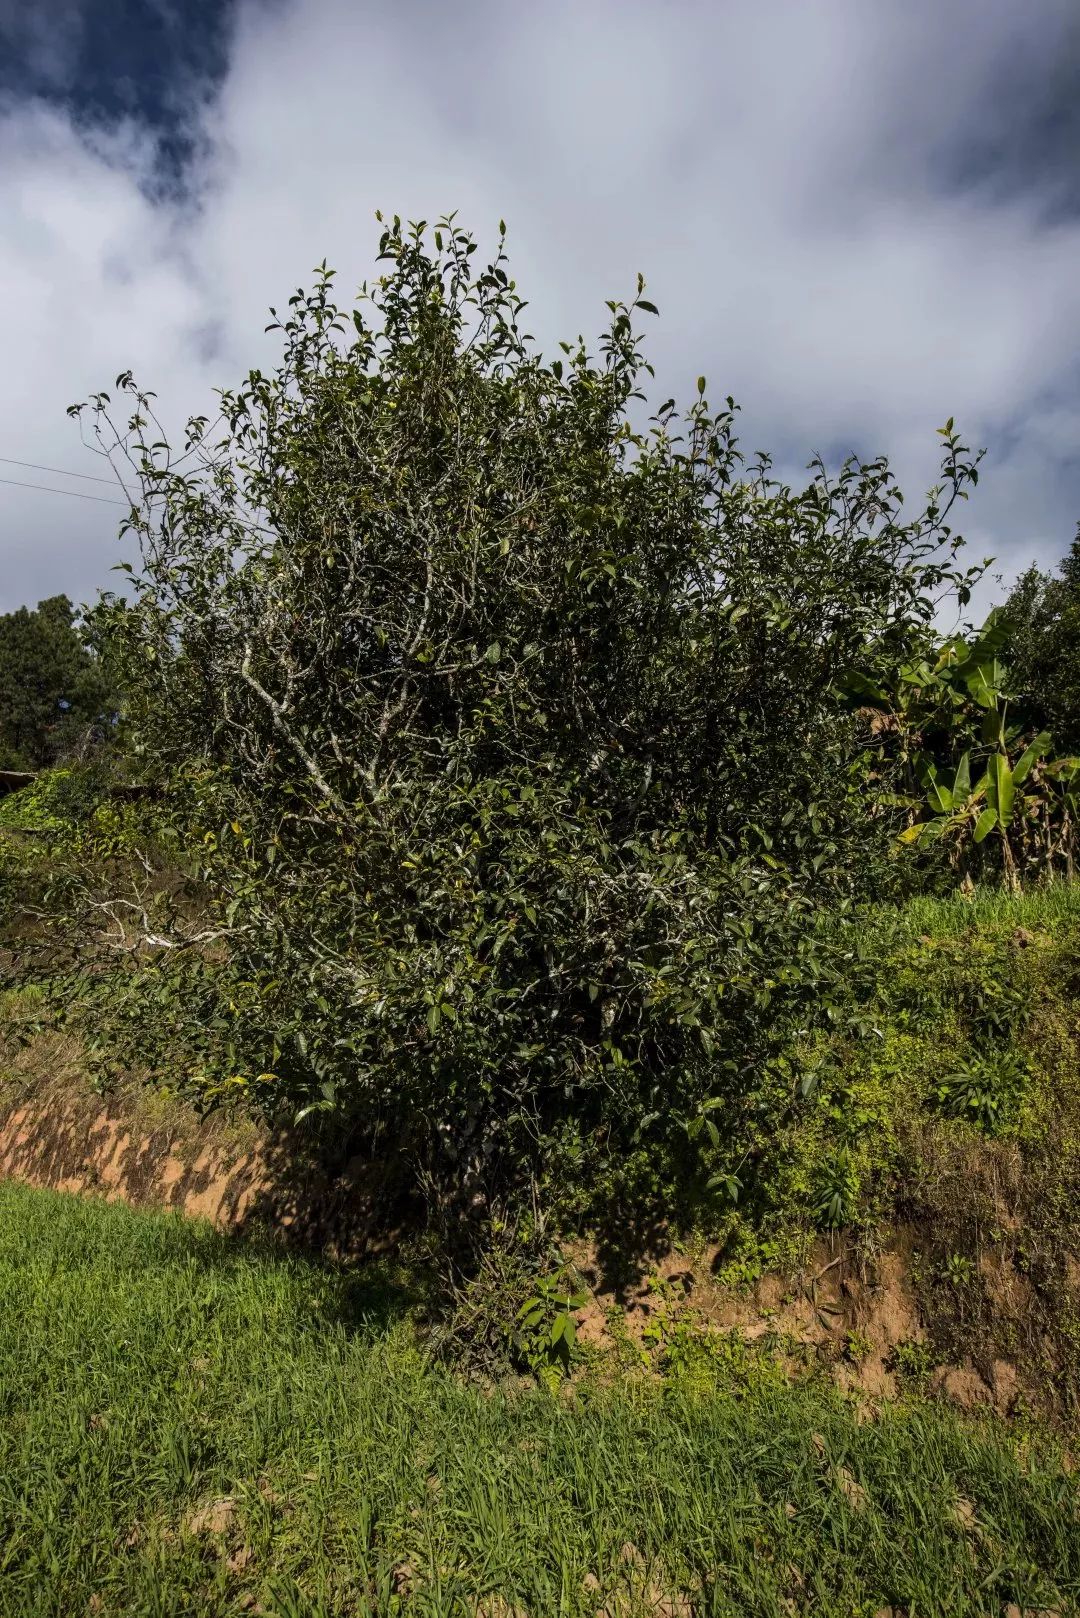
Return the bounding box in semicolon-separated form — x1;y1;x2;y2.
837;609;1014;765
975;731;1049;841
1027;755;1080;879
898;749;978;846
976;731;1051;890
900;731;1055;888
842;609;1078;887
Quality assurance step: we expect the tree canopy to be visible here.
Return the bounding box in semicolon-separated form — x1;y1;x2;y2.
0;594;111;772
1004;527;1080;758
64;216;986;1217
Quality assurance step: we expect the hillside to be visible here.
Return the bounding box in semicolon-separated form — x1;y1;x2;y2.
4;877;1080;1399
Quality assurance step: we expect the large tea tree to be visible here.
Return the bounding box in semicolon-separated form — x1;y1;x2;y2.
72;216;980;1213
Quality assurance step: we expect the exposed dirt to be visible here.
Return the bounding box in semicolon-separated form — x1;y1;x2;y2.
567;1229;1048;1419
184;1498;238;1538
4;1034;1080;1426
0;1033;405;1255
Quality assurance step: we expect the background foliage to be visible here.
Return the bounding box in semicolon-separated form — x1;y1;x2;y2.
0;594;112;771
839;607;1080;890
1005;526;1080;757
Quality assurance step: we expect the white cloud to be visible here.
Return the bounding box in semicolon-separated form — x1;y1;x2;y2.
1;0;1079;616
0;104;218;609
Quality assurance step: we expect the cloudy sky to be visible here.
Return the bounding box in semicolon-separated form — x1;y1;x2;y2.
1;0;1078;616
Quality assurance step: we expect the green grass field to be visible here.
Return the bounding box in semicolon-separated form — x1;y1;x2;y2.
1;1183;1078;1616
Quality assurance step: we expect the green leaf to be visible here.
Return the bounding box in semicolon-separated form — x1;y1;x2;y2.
915;754;952;813
964;660;1000;710
952;750;971;804
835;669;889;709
981;708;1004;746
1011;731;1051;787
964;607;1012;662
973;806;997;843
926;781;952;814
991;752;1015;825
636;299;659;315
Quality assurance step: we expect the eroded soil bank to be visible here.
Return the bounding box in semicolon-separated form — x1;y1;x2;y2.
4;1032;1078;1431
0;1030;402;1254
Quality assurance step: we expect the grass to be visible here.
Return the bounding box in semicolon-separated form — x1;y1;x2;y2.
897;874;1080;937
1;1184;1079;1616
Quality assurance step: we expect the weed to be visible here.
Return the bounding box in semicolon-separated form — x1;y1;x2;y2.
843;1328;874;1366
933;1048;1028;1134
890;1337;936;1391
812;1146;861;1229
512;1270;587;1389
939;1252;975;1289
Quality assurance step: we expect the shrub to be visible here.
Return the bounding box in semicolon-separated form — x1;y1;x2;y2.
64;215;981;1221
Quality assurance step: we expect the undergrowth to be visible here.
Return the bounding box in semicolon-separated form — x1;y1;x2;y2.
622;881;1080;1274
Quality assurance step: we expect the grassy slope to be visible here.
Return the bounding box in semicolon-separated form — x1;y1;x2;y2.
2;1182;1079;1618
839;885;1080;1405
687;882;1080;1394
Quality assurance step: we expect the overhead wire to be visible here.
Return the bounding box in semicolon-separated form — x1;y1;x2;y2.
0;453;276;535
0;474;132;508
0;455;122;487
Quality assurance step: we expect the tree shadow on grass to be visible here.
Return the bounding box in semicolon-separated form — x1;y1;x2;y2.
0;1072;427;1337
154;1128;429;1338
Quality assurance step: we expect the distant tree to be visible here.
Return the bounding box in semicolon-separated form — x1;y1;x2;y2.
0;594;111;771
1004;526;1080;755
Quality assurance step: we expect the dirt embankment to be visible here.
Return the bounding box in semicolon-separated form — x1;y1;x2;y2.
571;1237;1030;1419
0;1029;401;1255
4;1029;1080;1427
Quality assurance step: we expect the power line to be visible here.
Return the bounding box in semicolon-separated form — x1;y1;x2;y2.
0;461;277;536
0;474;131;508
0;455;122;488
